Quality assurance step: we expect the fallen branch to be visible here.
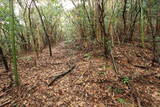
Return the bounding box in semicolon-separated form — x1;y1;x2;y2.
110;51;119;75
137;97;142;107
48;65;76;86
0;93;5;99
0;100;11;107
133;65;150;70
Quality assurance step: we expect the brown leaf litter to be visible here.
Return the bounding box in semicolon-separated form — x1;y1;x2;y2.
0;42;160;107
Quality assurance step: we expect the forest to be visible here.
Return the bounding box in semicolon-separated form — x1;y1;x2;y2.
0;0;160;106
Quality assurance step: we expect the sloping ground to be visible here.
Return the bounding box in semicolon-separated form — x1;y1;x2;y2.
0;41;160;107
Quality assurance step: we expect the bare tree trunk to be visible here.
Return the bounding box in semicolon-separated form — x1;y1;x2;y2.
129;6;140;41
81;0;96;40
96;0;110;57
28;2;38;58
122;0;128;42
32;0;52;56
0;47;9;72
146;2;157;65
128;0;139;41
9;0;20;86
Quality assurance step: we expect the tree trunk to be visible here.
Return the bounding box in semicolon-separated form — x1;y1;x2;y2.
32;0;52;56
0;47;9;72
122;0;128;42
9;0;20;86
28;2;39;58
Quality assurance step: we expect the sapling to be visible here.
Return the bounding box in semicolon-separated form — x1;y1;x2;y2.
9;0;20;86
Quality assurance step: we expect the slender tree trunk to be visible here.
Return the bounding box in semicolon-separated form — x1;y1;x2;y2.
0;47;9;72
128;0;140;41
82;0;96;40
1;27;12;53
28;2;38;58
122;0;128;42
129;8;140;41
140;0;145;47
147;2;156;65
32;0;52;56
9;0;20;86
96;0;110;57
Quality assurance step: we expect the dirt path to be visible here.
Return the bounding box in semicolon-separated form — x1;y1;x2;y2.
0;42;160;107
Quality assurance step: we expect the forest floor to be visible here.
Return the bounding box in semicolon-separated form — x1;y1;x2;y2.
0;41;160;107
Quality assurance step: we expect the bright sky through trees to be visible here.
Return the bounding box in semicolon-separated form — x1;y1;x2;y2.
14;0;74;16
61;0;74;10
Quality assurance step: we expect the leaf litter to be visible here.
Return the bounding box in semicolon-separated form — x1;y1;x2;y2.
0;42;160;107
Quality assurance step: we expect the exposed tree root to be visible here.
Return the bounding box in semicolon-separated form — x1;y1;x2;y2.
48;65;76;86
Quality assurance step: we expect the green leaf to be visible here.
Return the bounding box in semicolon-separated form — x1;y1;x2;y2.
117;98;126;104
122;77;129;84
